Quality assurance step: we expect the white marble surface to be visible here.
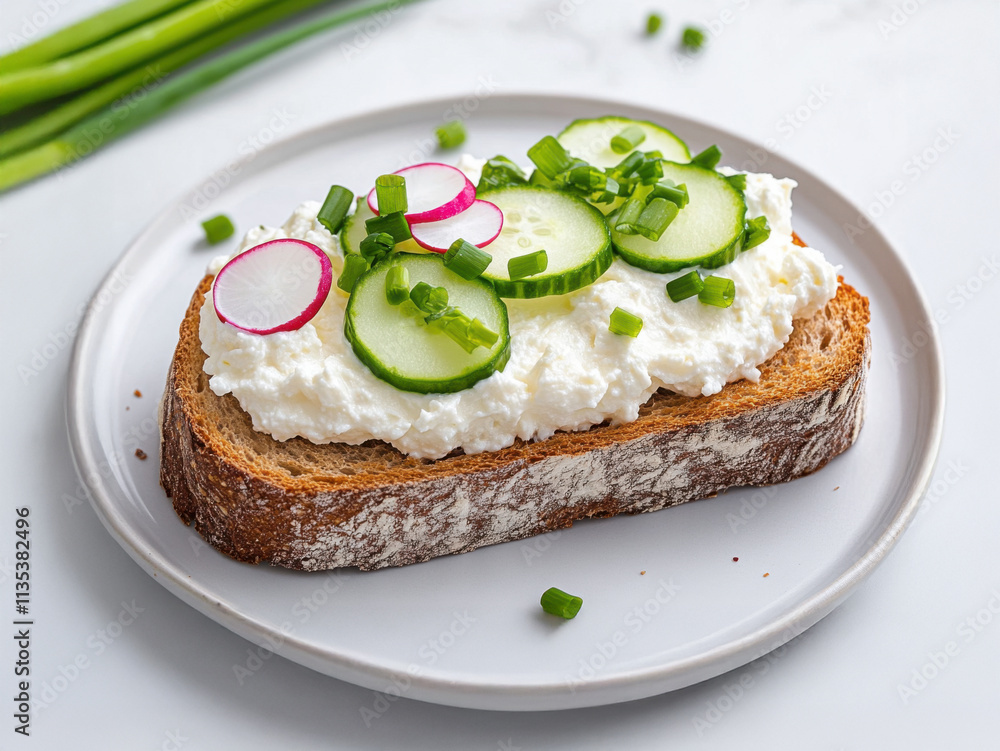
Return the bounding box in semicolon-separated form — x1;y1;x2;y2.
1;0;998;747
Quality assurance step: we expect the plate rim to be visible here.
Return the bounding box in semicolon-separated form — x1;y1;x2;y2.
66;92;946;710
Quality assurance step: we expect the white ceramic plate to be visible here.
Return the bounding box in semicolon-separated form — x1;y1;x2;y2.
67;94;943;711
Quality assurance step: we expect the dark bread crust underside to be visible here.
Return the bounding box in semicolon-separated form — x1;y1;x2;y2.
160;260;871;571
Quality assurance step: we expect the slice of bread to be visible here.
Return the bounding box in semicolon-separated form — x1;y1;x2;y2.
160;245;870;571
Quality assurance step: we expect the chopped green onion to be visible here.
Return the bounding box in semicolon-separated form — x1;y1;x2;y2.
540;587;583;619
568;165;607;191
507;250;548;280
375;174;407;215
527;135;574;179
419;304;497;354
528;168;561;190
610;151;644;180
646;13;663;36
699;276;736;308
359;232;395;264
397;298;426;325
468;318;500;349
434;311;476;353
591;176;622;204
725;173;747;191
690;144;722;170
445;239;492;280
337;253;370;294
611;125;646;154
609;307;643;337
650;179;689;208
681;26;706;51
201;214;234;245
635;197;679;241
435;119;466;149
317;185;353;235
636;156;664;184
743;216;771;250
365;211;411;243
666;270;705;302
385;264;410;305
614;194;646;234
477;155;528;192
409;282;449;314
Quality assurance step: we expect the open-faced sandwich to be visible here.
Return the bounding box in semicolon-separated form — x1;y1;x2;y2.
160;116;870;571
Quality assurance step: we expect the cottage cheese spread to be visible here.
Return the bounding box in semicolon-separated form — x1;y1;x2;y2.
199;160;838;459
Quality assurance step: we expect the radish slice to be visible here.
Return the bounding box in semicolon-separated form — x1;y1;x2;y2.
367;162;475;223
213;238;333;335
409;200;504;253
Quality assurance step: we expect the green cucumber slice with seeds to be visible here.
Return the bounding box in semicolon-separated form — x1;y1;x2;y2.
557;116;691;169
477;185;612;298
338;198;422;256
344;254;510;394
611;162;747;273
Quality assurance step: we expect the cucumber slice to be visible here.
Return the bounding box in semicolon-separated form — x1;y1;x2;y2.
476;185;612;298
339;197;422;256
344;254;510;394
611;162;746;273
557;116;691;169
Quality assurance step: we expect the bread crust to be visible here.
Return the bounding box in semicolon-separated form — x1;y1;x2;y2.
160;266;870;571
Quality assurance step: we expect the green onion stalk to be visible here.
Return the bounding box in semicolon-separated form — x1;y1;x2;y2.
0;0;287;115
0;0;420;193
0;0;196;72
0;0;336;158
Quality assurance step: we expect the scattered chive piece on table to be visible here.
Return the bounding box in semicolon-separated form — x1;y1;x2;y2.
527;135;574;179
635;197;679;241
646;13;663;36
337;254;370;293
385;265;410;305
610;124;646;154
690;144;722;170
435;119;466;149
445;239;492;280
609;307;643;337
681;25;706;51
743;216;771;250
699;276;736;308
666;270;705;302
201;214;234;245
507;250;548;280
375;174;408;214
365;211;411;243
540;587;583;619
317;185;354;235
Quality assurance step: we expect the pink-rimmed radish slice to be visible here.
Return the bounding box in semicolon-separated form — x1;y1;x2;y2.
213;238;333;335
367;162;475;223
409;200;504;253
